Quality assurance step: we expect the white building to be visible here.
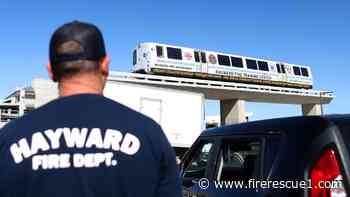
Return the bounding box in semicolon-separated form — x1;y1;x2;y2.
0;87;35;127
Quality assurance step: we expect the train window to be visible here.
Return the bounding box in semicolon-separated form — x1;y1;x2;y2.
293;66;301;76
133;50;137;65
276;64;281;73
231;57;243;68
201;52;207;63
156;46;164;58
194;51;200;62
218;55;231;66
258;61;269;71
281;64;286;73
167;47;182;60
301;67;309;77
246;59;258;70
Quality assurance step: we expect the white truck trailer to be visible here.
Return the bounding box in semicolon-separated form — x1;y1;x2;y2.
32;77;205;157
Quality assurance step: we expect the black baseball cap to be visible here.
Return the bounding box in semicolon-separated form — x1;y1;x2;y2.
49;21;106;66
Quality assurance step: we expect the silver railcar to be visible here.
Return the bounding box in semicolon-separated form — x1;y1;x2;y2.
132;42;313;89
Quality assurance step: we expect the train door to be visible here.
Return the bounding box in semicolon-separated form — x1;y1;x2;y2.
200;51;208;73
277;63;288;83
194;51;208;73
284;64;294;85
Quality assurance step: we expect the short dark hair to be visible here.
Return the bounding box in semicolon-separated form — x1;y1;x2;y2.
51;40;100;81
49;21;106;81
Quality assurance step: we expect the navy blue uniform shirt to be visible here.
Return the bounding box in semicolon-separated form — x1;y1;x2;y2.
0;94;182;197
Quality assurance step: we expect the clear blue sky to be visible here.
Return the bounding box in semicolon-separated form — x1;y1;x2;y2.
0;0;349;120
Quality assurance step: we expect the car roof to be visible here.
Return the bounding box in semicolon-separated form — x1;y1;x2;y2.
201;114;350;137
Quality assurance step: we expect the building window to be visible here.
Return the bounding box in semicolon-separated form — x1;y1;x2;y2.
231;57;243;68
246;59;258;70
24;107;35;114
167;47;182;60
301;67;309;77
156;45;164;58
25;93;35;99
258;61;269;71
218;55;231;66
293;66;301;76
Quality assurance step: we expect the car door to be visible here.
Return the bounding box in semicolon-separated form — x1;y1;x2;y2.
197;137;268;197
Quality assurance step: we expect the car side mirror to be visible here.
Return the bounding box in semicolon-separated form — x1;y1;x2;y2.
176;156;181;165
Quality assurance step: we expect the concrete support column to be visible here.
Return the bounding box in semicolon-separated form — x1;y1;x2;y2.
220;99;246;126
302;104;322;116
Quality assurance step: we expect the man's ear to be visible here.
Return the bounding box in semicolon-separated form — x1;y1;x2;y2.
100;55;110;79
47;62;57;82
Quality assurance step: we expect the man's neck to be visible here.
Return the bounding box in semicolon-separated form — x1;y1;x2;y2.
58;75;104;97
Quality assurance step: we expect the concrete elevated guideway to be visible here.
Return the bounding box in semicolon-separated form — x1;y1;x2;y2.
108;72;334;125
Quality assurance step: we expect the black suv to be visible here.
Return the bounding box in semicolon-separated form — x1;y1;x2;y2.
179;115;350;197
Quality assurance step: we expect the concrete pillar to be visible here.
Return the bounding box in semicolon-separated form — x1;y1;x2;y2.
220;99;246;126
302;104;322;116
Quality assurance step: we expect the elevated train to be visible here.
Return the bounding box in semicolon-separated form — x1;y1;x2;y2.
132;42;313;89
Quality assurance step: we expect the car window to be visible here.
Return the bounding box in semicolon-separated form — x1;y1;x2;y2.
183;141;214;180
216;140;261;181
